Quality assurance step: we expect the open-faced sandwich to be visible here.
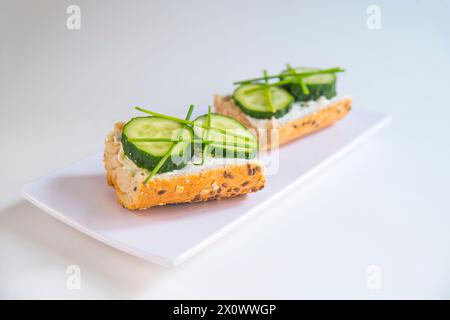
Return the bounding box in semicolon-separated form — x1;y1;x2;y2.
104;105;265;210
214;65;352;150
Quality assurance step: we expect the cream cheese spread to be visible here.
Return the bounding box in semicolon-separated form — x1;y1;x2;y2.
245;95;349;129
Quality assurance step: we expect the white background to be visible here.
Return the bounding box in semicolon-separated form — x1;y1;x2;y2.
1;0;449;299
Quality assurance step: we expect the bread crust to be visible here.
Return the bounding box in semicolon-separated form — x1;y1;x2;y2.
104;123;265;210
214;95;352;150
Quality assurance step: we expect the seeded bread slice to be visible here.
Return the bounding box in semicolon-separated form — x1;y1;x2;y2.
214;95;352;151
104;122;265;210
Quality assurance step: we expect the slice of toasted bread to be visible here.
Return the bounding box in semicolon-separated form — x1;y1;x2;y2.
214;95;352;150
104;122;265;210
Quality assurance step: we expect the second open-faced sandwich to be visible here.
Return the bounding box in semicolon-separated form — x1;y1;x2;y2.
215;65;353;150
104;105;265;210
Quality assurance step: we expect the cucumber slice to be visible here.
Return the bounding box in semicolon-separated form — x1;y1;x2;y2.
122;117;193;173
233;84;293;119
193;113;258;159
280;67;337;101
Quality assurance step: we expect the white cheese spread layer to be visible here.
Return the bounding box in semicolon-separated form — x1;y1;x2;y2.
245;95;349;129
115;140;260;179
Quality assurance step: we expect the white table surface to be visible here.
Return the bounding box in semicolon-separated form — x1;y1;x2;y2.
1;0;449;299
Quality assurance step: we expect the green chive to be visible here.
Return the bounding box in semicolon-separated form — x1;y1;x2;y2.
143;105;194;184
299;78;309;95
128;137;182;143
200;105;212;165
233;66;345;85
263;69;275;113
135;106;248;140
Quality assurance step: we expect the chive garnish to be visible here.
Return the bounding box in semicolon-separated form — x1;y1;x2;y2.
143;105;195;184
135;107;192;125
129;138;254;149
128;137;182;143
234;67;344;85
143;143;175;184
286;64;310;95
263;69;275;113
138;104;255;184
135;106;245;140
200;105;212;165
185;104;194;121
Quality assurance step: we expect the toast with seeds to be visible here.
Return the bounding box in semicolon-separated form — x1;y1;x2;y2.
215;95;352;151
104;106;265;210
214;65;352;150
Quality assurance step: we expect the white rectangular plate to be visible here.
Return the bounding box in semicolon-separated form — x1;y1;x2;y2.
22;109;390;267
